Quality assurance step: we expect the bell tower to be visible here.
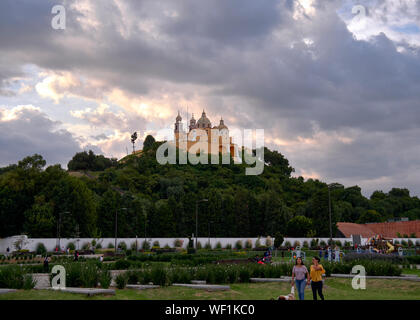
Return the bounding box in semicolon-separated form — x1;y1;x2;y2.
174;111;183;139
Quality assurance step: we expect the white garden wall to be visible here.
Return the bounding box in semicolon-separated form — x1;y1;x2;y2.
2;235;406;253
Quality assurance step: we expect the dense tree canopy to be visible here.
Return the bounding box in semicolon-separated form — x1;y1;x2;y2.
67;150;117;171
1;141;420;238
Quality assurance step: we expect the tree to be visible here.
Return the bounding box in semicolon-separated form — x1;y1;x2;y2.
273;232;284;248
131;132;137;153
67;150;116;171
23;196;55;237
286;216;314;237
18;154;46;171
143;135;156;151
357;209;382;223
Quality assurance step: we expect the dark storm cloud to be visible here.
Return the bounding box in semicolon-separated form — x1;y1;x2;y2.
1;0;420;194
0;106;82;167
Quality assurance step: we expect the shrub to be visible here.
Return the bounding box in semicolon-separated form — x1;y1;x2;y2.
225;243;232;250
245;239;252;249
63;263;83;287
320;240;327;247
95;243;102;249
0;266;36;289
215;242;222;249
153;241;160;248
169;267;192;284
255;238;261;248
91;240;97;247
107;243;115;249
36;243;47;255
130;242;138;250
127;270;140;284
343;253;404;264
293;241;301;248
164;244;171;249
406;256;420;264
173;239;183;248
23;274;36;290
80;261;100;287
303;241;309;248
226;266;239;283
209;266;228;284
239;267;251;283
204;242;212;250
118;241;127;251
344;241;351;248
235;240;243;250
114;259;131;270
142;241;151;250
151;264;168;286
401;240;408;247
335;241;342;247
99;269;112;289
197;242;202;249
115;272;128;289
274;233;284;248
265;236;272;247
310;238;319;249
139;270;153;285
66;242;76;251
407;240;413;247
82;242;90;250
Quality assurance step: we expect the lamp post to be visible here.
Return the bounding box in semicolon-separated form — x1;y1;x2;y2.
327;183;342;245
57;211;69;252
115;207;127;253
195;199;208;249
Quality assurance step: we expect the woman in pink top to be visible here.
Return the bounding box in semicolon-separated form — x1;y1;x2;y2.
291;257;310;300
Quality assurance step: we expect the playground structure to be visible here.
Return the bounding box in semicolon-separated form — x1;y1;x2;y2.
290;246;306;261
366;234;396;254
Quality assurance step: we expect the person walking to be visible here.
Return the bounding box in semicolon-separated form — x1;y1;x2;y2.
310;256;325;300
291;257;310;300
43;255;49;273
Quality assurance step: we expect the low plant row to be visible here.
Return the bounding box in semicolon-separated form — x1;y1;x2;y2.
0;265;37;289
322;260;401;277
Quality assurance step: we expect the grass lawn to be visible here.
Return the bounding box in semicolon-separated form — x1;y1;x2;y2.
1;279;419;300
402;268;420;276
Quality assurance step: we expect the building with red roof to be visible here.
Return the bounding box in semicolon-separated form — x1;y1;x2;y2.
336;220;420;238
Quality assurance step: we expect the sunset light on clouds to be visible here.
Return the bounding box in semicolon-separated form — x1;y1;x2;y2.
1;0;420;196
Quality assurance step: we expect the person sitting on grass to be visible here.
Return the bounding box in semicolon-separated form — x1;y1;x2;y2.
291;257;310;300
310;256;326;300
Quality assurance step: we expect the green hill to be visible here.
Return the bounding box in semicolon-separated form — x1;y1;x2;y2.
1;139;419;239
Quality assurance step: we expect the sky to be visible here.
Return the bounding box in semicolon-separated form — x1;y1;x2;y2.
1;0;420;197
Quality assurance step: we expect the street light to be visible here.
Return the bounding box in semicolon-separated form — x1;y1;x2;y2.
327;183;342;245
56;211;69;252
196;199;208;249
208;220;213;248
115;207;127;253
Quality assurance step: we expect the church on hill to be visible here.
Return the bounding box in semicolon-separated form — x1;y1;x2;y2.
174;110;237;158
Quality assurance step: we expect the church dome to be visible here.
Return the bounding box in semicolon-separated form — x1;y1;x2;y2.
190;113;196;125
218;117;228;130
197;110;211;128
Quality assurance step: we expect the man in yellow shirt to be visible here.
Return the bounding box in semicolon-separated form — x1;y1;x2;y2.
310;256;325;300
